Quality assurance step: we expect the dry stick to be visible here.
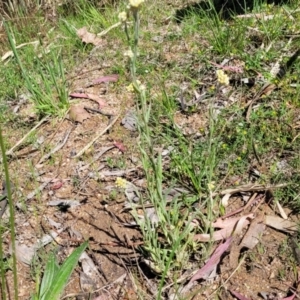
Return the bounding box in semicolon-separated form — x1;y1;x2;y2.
5;116;49;157
78;145;115;171
26;177;55;201
292;132;300;143
246;48;300;121
219;183;289;195
96;21;122;37
61;274;127;300
36;128;72;166
43;107;70;147
84;106;115;117
208;255;246;299
73;113;120;159
245;82;276;122
221;192;258;219
1;40;39;61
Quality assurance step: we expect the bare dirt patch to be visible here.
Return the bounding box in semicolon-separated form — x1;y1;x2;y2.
1;56;144;299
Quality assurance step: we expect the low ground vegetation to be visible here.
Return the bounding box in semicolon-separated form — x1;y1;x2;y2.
0;0;300;299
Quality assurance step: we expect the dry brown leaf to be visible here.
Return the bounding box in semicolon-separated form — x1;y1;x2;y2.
77;27;102;46
276;201;288;219
189;237;232;283
69;92;107;108
14;242;36;265
213;213;254;229
265;215;298;233
69;104;91;123
194;214;254;242
221;193;231;207
240;213;265;250
229;213;265;268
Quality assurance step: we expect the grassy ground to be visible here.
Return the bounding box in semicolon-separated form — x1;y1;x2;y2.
1;0;300;299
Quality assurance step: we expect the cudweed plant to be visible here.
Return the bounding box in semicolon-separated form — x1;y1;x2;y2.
120;0;199;295
119;0;237;296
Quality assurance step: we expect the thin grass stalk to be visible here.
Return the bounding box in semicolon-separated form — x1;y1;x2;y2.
131;11;139;79
0;127;18;300
0;218;6;299
4;23;28;84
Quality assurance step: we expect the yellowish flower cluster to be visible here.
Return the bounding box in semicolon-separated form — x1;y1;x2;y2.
207;181;215;191
126;83;135;92
115;177;127;189
124;49;134;59
216;70;229;86
126;80;142;92
129;0;144;8
118;11;127;22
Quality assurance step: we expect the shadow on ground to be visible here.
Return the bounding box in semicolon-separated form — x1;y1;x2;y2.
175;0;292;22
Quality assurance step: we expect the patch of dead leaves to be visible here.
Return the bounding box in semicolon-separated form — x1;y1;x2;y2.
77;27;102;46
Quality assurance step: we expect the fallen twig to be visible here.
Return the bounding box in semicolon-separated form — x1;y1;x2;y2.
5;116;49;157
26;177;55;201
97;22;122;37
61;273;128;300
245;82;276;122
79;146;115;171
208;255;246;298
1;40;39;61
74;113;120;158
84;106;115;117
36;128;72;166
219;183;289;195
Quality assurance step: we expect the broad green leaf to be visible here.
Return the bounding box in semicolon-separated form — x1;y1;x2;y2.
39;252;59;299
42;241;88;300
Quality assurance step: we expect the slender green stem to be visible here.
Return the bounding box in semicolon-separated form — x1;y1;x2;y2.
0;219;6;299
124;22;131;46
131;10;140;82
0;127;18;300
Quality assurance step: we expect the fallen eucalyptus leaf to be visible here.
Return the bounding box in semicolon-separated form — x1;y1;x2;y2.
189;237;232;283
265;215;298;233
69;104;90;123
69;93;107;108
77;27;102;46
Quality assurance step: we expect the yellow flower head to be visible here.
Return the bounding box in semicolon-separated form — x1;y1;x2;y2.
115;177;127;189
207;181;215;191
126;80;141;92
129;0;144;8
216;70;229;86
118;11;127;22
124;49;134;59
126;83;135;92
139;84;146;91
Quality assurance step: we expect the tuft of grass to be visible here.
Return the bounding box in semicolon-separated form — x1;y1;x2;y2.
5;23;69;117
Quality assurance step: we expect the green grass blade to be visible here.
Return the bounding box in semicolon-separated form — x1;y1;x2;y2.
0;126;18;300
39;252;59;299
0;221;6;300
42;241;88;300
